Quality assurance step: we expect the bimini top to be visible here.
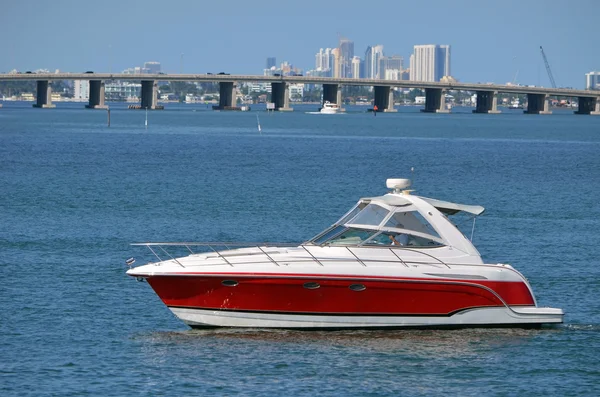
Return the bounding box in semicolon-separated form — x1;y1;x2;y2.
361;195;484;216
381;178;484;216
420;197;484;216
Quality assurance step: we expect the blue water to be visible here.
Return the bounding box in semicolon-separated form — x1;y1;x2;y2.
1;101;599;395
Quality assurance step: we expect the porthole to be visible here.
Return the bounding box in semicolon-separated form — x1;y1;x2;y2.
349;284;366;292
221;280;239;287
303;282;320;290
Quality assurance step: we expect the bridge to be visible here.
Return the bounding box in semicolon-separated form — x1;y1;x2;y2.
1;73;599;115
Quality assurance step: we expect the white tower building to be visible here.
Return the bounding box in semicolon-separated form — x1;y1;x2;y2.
74;80;89;100
411;44;451;82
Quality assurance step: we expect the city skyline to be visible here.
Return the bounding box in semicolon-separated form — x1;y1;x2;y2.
1;0;598;89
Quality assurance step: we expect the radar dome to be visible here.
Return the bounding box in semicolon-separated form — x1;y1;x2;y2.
386;178;411;192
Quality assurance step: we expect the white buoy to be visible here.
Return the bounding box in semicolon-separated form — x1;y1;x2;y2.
256;114;262;134
145;107;148;129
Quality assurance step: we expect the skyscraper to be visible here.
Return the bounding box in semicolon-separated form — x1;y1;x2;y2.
314;48;333;77
339;38;354;78
315;49;324;70
379;55;403;80
410;45;451;82
351;56;362;79
266;57;276;69
365;45;384;79
331;48;342;78
436;45;451;81
586;71;600;90
144;61;161;74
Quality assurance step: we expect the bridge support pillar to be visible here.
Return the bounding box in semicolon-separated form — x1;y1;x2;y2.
472;91;501;114
212;82;240;110
337;88;345;112
140;80;159;109
86;80;108;109
524;93;552;114
33;80;55;108
575;97;600;115
421;88;449;113
373;86;396;112
271;82;293;111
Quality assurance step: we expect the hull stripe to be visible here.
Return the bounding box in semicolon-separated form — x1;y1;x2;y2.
166;304;531;318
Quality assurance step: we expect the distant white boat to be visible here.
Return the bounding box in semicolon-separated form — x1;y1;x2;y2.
508;98;523;109
320;101;340;114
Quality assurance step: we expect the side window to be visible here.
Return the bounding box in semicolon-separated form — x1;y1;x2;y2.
365;232;442;247
384;211;441;239
327;229;376;245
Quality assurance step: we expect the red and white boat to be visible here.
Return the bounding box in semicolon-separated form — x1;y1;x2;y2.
127;179;563;329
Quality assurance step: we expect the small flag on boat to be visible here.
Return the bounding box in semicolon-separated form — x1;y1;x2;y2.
125;257;135;266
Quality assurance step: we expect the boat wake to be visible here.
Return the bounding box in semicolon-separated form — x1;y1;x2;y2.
305;112;346;115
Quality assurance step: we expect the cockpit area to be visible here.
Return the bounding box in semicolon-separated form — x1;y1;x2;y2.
309;196;445;248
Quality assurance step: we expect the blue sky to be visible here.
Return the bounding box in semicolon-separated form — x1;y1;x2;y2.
1;0;597;88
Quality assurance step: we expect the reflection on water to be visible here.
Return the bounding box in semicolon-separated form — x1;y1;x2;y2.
136;326;568;359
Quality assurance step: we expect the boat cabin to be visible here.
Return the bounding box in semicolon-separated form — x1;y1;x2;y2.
309;183;484;253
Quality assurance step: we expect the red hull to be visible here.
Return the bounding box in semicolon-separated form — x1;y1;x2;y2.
144;273;535;316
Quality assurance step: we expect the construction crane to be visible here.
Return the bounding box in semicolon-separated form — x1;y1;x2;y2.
540;46;557;88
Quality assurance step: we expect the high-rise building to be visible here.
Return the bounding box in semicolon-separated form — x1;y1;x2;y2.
315;49;324;70
410;44;451;82
266;57;276;69
73;80;89;100
586;71;600;90
144;61;161;74
351;56;362;79
379;55;404;80
314;48;333;77
365;45;384;79
331;48;342;78
324;48;332;71
436;45;451;81
339;38;354;78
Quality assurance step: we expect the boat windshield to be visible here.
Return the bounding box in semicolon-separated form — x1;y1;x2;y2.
312;225;347;245
313;200;444;247
345;203;389;227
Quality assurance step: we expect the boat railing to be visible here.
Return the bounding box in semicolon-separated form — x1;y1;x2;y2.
130;242;453;269
130;243;534;317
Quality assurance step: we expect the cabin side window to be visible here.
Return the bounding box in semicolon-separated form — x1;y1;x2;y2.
384;211;441;240
325;229;377;246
